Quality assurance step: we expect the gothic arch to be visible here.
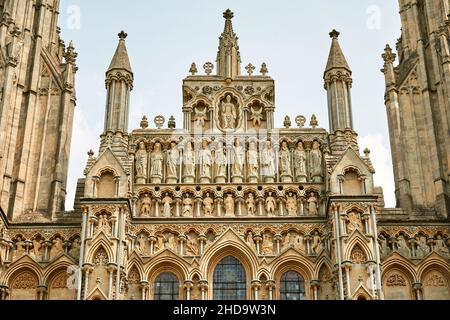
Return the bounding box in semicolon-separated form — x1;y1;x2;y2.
343;236;374;262
45;267;77;300
271;253;314;282
2;258;43;285
8;268;40;300
145;255;188;284
272;259;312;300
418;259;450;300
382;264;415;300
43;260;77;283
127;262;145;281
86;241;113;264
417;257;450;282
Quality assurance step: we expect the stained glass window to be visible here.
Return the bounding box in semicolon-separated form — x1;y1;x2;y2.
280;271;306;300
154;272;179;300
213;256;247;300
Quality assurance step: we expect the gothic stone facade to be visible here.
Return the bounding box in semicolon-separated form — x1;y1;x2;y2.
0;1;449;301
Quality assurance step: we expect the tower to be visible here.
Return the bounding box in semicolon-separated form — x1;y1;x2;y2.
382;0;450;217
0;0;77;220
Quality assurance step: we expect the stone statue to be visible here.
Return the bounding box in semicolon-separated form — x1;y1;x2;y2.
232;139;244;179
14;236;25;260
312;232;323;255
221;95;237;129
347;211;363;234
261;141;275;181
415;235;430;259
136;235;149;255
182;195;194;217
50;236;64;259
183;142;195;182
166;233;177;251
166;141;179;182
310;141;323;183
396;235;411;258
282;233;295;251
378;234;391;258
279;141;292;178
246;193;256;216
185;235;198;256
286;192;298;216
200;140;212;181
140;193;152;216
262;233;274;255
203;193;214;216
247;141;259;182
250;106;263;127
245;231;256;251
435;235;450;258
97;214;111;235
294;234;305;252
265;192;276;215
293;141;307;182
69;238;80;260
224;194;235;217
307;192;318;215
162;193;173;217
214;143;227;182
150;142;164;182
135;142;148;183
32;238;42;260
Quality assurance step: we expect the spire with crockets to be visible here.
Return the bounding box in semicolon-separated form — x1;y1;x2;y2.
216;9;242;79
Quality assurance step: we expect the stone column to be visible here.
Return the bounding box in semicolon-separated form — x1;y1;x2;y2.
254;234;262;255
184;280;194;300
277;196;285;216
200;281;208;300
107;263;117;299
37;285;47;300
361;213;370;235
310;280;320;300
343;262;352;300
149;236;157;255
366;262;376;299
42;241;52;262
274;235;282;255
82;264;94;300
178;235;186;256
174;194;182;217
337;175;344;195
413;283;423;300
114;176;121;197
198;235;207;255
252;280;261;300
195;193;203;218
140;281;150;300
236;195;244;217
92;176;100;198
257;194;264;216
154;194;161;217
298;196;305;216
266;281;275;300
305;236;312;256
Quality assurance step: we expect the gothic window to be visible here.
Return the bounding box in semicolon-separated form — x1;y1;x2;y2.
279;271;306;301
154;272;180;300
213;256;247;300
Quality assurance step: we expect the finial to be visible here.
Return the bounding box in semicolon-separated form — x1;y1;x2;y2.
260;63;269;76
245;63;255;76
203;62;214;76
154;115;165;129
168;116;176;129
87;149;94;158
189;62;198;75
310;114;319;129
283;116;292;129
382;44;397;64
118;30;128;40
329;29;340;39
64;40;78;64
364;148;371;157
295;115;306;128
140;116;149;129
223;9;234;20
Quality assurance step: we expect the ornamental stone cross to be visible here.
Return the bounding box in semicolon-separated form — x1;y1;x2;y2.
203;62;214;75
154;115;165;129
295;115;306;128
245;63;256;76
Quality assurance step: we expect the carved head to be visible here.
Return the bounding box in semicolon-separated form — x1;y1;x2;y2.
297;141;304;150
139;142;146;150
313;141;321;150
226;95;232;103
154;142;162;152
249;141;257;150
281;141;288;149
202;140;209;149
170;141;177;149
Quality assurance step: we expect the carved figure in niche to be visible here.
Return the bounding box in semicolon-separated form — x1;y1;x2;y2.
293;141;307;182
378;234;391;258
247;141;259;180
435;235;450;258
221;95;237;129
185;235;198;256
183;194;194;217
183;142;195;180
167;141;179;180
165;233;177;251
262;233;274;255
154;235;164;253
310;141;323;182
307;192;318;215
396;235;411;258
282;232;295;250
150;142;164;181
311;232;323;255
286;192;298;216
347;211;363;234
261;141;275;180
250;105;263;127
13;236;25;260
50;236;64;259
294;234;305;252
203;193;214;216
97;214;111;234
31;237;42;260
69;238;80;260
135;142;148;181
415;235;430;258
140;193;152;216
136;234;149;255
200;140;212;180
245;231;256;251
246;193;256;216
214;143;227;180
224;194;235;217
265;192;276;215
162;193;173;217
232;139;244;177
194;105;208;127
279;141;292;176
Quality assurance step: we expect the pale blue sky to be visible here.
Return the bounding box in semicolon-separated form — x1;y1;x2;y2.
59;0;401;210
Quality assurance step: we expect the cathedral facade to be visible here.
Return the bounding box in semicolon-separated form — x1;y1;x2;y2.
0;0;449;300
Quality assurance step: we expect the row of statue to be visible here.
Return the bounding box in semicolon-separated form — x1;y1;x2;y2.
134;139;323;184
2;236;81;263
132;230;328;257
138;190;321;218
378;233;450;260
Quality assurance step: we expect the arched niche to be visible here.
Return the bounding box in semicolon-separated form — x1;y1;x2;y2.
9;270;39;300
383;269;414;300
47;270;77;300
422;269;450;300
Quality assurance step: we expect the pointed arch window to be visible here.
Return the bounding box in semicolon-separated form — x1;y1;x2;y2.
154;272;180;300
213;256;246;300
280;271;306;300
